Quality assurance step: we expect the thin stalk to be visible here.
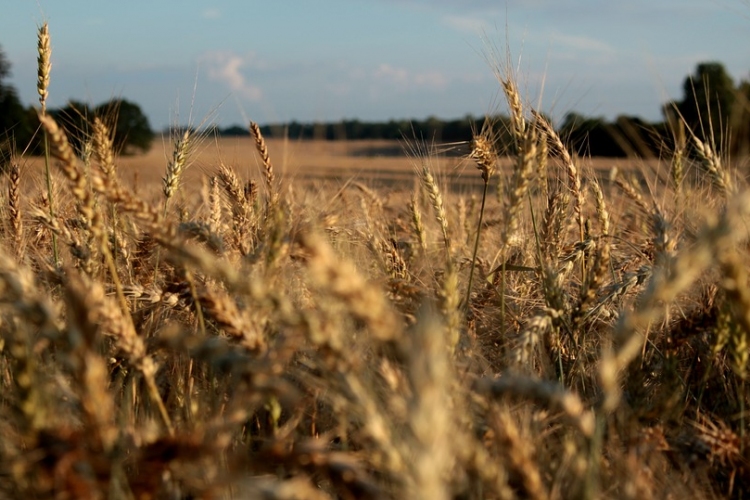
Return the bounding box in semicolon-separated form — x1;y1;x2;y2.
465;179;489;310
185;269;206;337
527;192;543;276
500;257;507;336
42;132;59;266
151;204;168;284
742;379;746;452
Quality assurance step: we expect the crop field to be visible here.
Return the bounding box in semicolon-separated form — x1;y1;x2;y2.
4;21;750;500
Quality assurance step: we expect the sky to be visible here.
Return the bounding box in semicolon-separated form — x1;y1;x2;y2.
2;0;749;131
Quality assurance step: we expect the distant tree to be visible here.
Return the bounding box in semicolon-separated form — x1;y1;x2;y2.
664;62;736;151
221;125;249;137
95;98;154;154
0;44;34;157
559;112;626;157
51;100;94;154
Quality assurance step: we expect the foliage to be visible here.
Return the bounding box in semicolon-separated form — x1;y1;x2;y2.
0;45;34;159
95;98;154;154
663;61;749;154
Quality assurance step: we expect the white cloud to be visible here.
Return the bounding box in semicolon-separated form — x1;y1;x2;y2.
200;51;262;101
373;64;448;90
202;8;221;19
548;32;615;55
441;14;493;35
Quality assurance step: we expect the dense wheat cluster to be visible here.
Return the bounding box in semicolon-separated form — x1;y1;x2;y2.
3;23;750;500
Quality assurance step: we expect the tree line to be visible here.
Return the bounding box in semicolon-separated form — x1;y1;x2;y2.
0;45;154;158
1;38;748;159
215;62;750;158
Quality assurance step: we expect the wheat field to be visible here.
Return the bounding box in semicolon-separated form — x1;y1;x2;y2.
2;22;750;499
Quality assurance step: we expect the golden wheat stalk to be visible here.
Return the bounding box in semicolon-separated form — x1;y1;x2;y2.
418;163;451;256
37;113;103;270
162;129;192;206
37;22;58;265
8;160;22;254
533;111;585;244
250;121;277;206
36;23;50;113
409;189;427;252
92;116;116;178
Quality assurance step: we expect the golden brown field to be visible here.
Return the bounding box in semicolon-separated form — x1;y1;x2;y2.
4;21;750;500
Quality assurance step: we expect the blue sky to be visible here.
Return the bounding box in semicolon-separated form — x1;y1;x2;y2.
2;0;749;130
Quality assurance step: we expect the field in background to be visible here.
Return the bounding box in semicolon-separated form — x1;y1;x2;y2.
18;136;663;195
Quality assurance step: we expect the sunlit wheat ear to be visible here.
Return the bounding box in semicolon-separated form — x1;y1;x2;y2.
36;23;50;113
690;131;732;195
500;78;526;145
418;163;451;256
37;21;58;265
591;180;610;238
571;180;612;334
466;123;498;310
38;114;103;247
470;132;497;183
250;121;277;206
541;188;569;264
533;111;585;243
218;163;253;255
502;127;537;248
92;116;116;178
208;175;223;234
162;128;191;207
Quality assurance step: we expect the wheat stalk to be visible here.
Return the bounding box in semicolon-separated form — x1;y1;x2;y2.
250;121;277;206
8;160;22;255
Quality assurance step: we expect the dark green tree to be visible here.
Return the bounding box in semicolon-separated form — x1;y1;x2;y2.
95;98;154;154
51;100;93;154
665;62;736;150
0;44;34;157
559;112;626;157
